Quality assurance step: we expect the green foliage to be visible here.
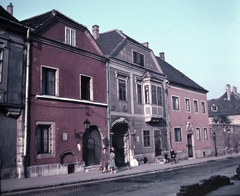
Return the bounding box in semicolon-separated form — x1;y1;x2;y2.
211;115;231;124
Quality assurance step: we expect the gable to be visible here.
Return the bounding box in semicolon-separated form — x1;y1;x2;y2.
21;10;103;56
115;42;162;73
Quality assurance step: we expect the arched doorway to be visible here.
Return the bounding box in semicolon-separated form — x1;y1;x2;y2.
82;126;102;166
111;119;132;167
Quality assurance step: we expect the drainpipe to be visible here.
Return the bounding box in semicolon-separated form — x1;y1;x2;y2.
164;79;171;150
23;29;30;177
106;56;111;148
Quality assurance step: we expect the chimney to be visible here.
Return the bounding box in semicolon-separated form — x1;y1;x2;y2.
226;84;231;101
142;42;149;48
7;3;13;15
232;86;237;94
159;52;165;61
92;25;99;39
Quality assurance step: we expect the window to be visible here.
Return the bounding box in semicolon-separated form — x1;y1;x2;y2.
157;87;163;105
42;67;57;95
185;98;190;112
137;84;142;104
143;130;150;147
133;51;144;66
201;101;206;113
151;85;163;105
151;85;157;104
172;96;179;110
0;49;3;83
65;27;76;46
81;75;92;101
194;100;198;112
211;104;218;112
119;79;126;101
196;128;201;140
36;122;55;157
174;128;182;142
144;85;149;104
204;128;208;140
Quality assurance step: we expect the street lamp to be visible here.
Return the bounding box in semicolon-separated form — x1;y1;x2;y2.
212;132;218;157
74;119;90;139
83;119;90;130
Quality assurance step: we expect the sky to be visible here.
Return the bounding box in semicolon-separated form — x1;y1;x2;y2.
1;0;239;99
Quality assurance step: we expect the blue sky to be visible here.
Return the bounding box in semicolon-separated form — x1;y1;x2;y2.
1;0;239;99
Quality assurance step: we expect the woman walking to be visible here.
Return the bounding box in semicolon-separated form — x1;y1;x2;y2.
109;149;117;174
101;148;109;173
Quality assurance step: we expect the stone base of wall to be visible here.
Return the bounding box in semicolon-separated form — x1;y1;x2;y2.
135;153;155;164
1;167;17;179
195;148;212;158
27;163;85;178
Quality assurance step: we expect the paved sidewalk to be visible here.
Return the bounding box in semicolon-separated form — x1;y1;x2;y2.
1;153;240;194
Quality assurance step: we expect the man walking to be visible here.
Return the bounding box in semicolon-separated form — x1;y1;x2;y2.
170;148;177;164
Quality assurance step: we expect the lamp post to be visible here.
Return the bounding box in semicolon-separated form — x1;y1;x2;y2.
74;119;90;139
212;132;218;157
83;119;90;130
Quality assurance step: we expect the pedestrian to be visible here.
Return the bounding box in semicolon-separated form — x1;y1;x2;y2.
170;148;177;164
109;149;117;174
101;148;109;173
163;151;170;163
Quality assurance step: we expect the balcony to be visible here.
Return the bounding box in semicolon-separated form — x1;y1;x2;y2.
144;105;164;122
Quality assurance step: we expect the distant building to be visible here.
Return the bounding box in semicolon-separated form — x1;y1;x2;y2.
208;84;240;155
156;54;212;159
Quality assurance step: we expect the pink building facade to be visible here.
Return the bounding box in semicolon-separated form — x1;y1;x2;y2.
157;54;212;160
21;10;108;177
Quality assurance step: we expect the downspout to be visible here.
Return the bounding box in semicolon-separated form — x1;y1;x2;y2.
23;29;30;176
106;56;111;148
164;79;171;150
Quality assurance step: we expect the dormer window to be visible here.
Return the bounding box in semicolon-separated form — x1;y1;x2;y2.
65;27;76;46
211;104;218;112
133;51;144;66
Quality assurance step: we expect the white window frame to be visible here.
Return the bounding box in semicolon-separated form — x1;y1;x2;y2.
65;27;76;47
203;128;208;140
201;101;206;114
211;104;218;112
35;121;55;159
185;98;191;112
193;99;199;113
174;127;182;142
196;128;201;140
143;130;151;147
41;65;59;96
116;75;128;102
80;74;93;101
172;96;180;111
136;81;142;104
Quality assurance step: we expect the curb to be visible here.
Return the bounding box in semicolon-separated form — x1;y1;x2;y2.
2;155;240;194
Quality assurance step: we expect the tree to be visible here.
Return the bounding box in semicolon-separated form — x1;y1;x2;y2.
211;115;231;124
